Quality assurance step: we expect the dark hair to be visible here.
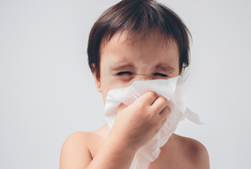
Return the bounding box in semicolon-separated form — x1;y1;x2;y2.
87;0;191;79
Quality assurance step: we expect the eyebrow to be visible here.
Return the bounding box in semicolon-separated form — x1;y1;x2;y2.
110;63;174;73
154;63;174;73
109;63;135;71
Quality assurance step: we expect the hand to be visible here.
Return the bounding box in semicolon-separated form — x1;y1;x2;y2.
108;91;171;152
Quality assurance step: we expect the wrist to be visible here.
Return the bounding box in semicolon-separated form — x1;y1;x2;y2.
106;133;139;155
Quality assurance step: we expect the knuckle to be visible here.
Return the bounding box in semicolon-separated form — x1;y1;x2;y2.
144;112;153;121
149;91;157;97
161;96;168;102
162;107;171;117
136;102;145;109
155;106;162;114
166;105;171;112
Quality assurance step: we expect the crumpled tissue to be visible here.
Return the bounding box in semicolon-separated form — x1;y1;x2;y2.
104;76;202;169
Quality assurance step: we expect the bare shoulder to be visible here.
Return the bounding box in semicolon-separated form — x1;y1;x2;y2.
175;134;210;169
59;125;109;169
59;131;92;169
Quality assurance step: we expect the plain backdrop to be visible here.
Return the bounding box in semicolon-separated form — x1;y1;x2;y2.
1;0;251;168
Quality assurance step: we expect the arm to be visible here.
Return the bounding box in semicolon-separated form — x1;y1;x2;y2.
59;132;137;169
87;133;137;169
60;91;170;169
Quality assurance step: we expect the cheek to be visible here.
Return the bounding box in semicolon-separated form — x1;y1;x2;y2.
102;79;130;93
100;76;131;103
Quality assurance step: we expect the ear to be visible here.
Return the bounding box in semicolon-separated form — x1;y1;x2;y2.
92;63;102;93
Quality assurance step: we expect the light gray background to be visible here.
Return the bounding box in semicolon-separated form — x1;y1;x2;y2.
1;0;251;168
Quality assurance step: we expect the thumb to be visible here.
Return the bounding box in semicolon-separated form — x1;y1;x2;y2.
118;103;128;114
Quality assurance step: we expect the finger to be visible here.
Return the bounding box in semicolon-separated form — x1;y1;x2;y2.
118;103;128;113
136;90;158;106
161;117;168;125
155;117;168;135
159;105;171;118
150;96;168;114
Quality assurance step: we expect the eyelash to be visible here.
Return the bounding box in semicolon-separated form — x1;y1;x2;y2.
117;72;167;77
154;73;167;77
117;71;132;75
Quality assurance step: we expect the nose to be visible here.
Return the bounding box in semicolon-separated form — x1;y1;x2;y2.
135;74;152;81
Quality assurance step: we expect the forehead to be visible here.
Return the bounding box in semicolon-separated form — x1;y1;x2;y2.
100;30;177;51
100;30;179;60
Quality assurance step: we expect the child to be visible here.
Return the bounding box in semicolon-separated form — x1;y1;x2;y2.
60;0;210;168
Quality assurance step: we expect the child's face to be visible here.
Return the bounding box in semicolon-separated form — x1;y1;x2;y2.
94;31;180;104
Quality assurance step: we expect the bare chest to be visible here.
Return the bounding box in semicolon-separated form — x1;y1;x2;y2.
88;135;190;169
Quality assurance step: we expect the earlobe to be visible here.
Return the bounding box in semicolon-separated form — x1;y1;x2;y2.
92;64;102;93
94;77;102;93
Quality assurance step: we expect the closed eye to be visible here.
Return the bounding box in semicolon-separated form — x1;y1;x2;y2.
117;71;133;75
154;73;167;77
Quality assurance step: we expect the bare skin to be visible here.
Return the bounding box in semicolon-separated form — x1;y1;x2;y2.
60;125;209;169
88;124;209;169
59;31;210;169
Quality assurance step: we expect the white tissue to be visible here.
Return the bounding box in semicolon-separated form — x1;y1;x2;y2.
104;76;202;169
